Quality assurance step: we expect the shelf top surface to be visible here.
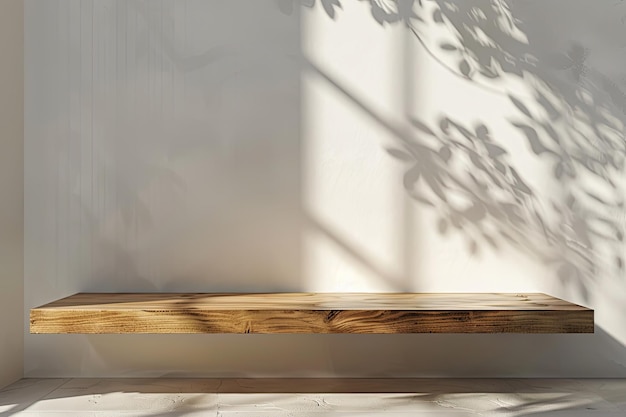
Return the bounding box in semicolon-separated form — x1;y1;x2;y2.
33;292;591;312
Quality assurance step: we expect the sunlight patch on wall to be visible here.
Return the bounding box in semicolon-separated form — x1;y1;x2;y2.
301;1;408;291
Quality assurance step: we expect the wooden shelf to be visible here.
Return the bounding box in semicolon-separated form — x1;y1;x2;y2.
29;292;593;334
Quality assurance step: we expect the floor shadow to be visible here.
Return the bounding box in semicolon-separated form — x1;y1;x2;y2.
2;373;625;416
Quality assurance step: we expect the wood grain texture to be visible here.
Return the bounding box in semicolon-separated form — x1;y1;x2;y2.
30;293;594;334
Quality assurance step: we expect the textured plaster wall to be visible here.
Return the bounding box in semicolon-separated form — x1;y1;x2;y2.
25;0;626;377
1;0;24;389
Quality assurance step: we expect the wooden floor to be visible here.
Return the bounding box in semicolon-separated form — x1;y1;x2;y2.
1;378;625;416
29;292;593;334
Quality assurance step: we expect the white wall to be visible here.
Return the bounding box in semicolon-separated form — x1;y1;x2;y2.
0;0;24;388
25;0;626;377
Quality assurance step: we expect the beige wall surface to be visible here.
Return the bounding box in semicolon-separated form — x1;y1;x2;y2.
24;0;626;377
0;0;24;389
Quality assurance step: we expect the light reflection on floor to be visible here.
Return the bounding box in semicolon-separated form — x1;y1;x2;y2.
1;378;626;416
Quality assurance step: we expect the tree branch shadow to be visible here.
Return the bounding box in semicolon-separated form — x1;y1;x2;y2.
299;0;626;304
